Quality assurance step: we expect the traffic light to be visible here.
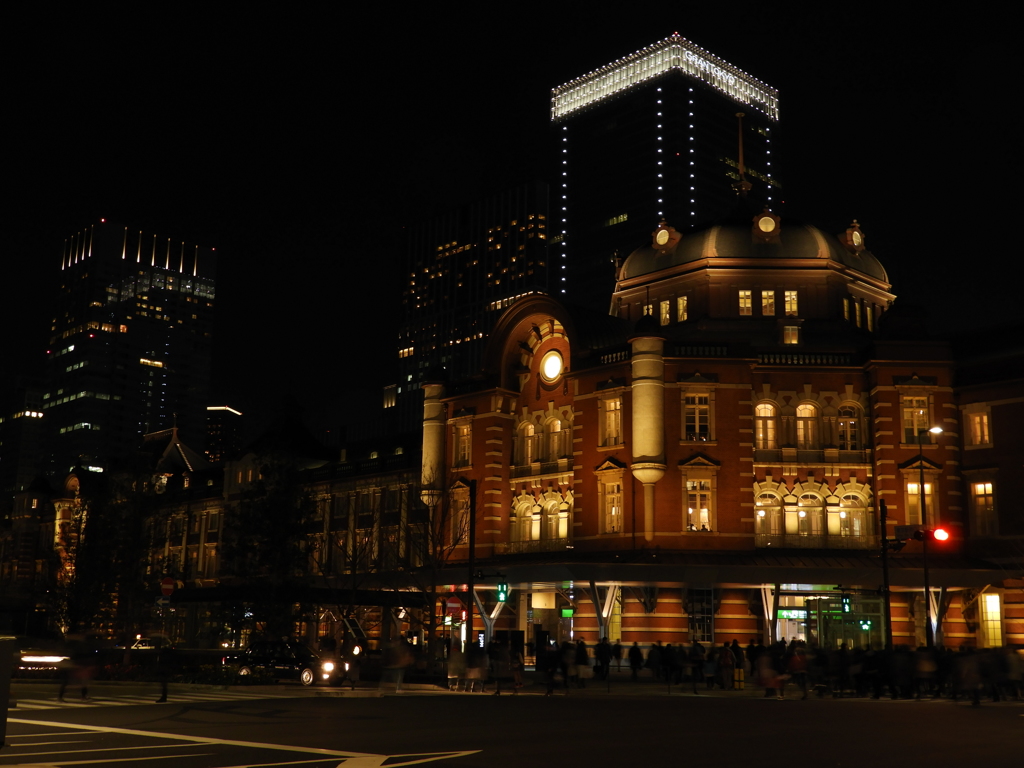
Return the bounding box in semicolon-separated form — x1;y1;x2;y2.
496;582;509;602
913;527;950;543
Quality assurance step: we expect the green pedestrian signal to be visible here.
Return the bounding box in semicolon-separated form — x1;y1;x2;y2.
496;582;509;602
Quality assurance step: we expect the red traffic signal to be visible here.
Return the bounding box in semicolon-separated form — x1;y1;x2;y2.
913;527;951;543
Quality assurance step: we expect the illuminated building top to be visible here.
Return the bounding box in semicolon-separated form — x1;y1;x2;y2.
552;34;779;121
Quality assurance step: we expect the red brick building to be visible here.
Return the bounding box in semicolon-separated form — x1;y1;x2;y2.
420;207;1021;651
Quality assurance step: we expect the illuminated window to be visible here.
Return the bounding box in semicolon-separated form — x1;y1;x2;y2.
738;290;752;315
834;494;868;538
603;482;623;533
660;300;671;326
837;405;861;450
843;298;850;321
677;295;688;321
783;326;799;344
796;404;818;449
969;412;991;446
686;479;713;531
643;303;653;316
454;423;472;467
755;403;777;449
980;593;1002;647
545;418;566;461
684;394;710;442
784;290;798;316
755;493;782;536
761;290;775;316
516;422;536;465
901;396;930;442
865;304;874;331
796;494;824;536
853;300;861;327
905;481;935;526
971;481;997;536
601;397;622;447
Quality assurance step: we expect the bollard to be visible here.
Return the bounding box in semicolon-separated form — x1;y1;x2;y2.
1;637;17;749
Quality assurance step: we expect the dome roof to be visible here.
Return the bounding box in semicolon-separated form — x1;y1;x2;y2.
620;219;888;283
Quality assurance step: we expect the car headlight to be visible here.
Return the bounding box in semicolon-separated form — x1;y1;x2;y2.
322;661;335;672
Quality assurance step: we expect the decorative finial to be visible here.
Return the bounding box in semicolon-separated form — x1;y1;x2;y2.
732;112;752;197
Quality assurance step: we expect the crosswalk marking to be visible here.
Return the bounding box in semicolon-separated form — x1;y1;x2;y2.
10;690;290;711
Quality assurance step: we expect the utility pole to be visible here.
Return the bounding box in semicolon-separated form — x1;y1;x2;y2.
879;499;893;650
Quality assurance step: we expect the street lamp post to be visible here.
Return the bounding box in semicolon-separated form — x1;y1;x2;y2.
916;425;943;649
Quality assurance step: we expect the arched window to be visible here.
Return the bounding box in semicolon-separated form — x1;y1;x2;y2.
797;494;824;536
543;500;568;540
836;493;867;538
516;422;536;465
837;406;860;450
755;403;777;449
512;501;540;542
796;404;818;449
545;418;564;461
755;493;782;535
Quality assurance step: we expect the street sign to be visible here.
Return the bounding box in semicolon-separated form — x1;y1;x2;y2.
160;577;175;596
894;525;920;541
445;596;464;617
156;596;170;607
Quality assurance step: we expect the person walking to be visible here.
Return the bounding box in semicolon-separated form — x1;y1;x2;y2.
575;636;591;688
628;641;644;681
595;637;612;680
718;642;735;690
612;640;623;672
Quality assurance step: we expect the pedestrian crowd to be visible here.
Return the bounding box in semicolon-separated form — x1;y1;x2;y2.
624;637;1023;704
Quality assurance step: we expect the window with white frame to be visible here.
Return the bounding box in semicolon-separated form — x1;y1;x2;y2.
512;500;540;542
516;422;536;465
784;290;798;316
980;593;1002;647
837;405;861;450
905;479;935;526
600;397;623;447
755;493;782;535
602;482;622;533
755;403;777;449
796;494;824;536
761;290;775;316
969;411;991;447
454;422;472;467
683;393;710;442
545;418;565;461
677;295;688;321
738;290;752;316
660;300;671;326
901;396;930;443
686;479;713;531
970;480;997;536
796;404;818;449
833;494;868;538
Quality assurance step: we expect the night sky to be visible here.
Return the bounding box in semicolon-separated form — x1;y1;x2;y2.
5;8;1019;439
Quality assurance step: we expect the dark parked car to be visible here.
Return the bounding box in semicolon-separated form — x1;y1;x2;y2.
223;640;341;686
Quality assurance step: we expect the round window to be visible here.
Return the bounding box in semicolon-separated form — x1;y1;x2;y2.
540;350;563;382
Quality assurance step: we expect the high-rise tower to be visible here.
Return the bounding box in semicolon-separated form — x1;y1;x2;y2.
43;219;216;472
552;34;780;309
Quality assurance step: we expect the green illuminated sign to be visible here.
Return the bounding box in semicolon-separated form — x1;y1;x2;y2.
560;608;574;618
778;609;807;619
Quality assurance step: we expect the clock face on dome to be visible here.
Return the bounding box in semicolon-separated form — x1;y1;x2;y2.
852;231;863;246
655;229;670;246
758;216;776;233
540;350;563;382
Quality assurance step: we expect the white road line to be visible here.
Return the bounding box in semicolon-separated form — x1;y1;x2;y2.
9;743;200;758
7;719;383;758
6;719;480;766
6;739;92;747
12;754;215;765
